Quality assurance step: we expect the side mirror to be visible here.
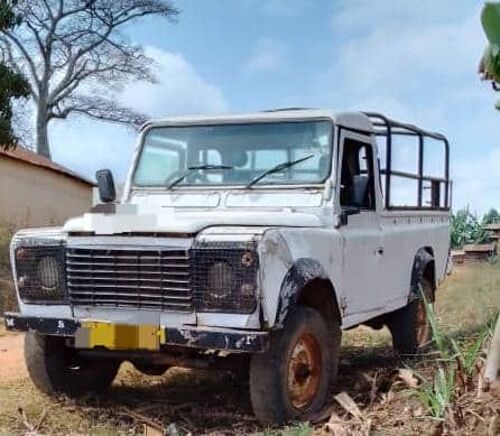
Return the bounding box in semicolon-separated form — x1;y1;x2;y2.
95;169;116;203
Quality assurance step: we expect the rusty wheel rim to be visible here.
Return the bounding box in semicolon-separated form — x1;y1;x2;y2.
416;289;431;346
287;333;322;410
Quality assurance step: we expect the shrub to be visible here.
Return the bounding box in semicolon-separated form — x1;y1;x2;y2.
450;208;493;249
0;225;16;314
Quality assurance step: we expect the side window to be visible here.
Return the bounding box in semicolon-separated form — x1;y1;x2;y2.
340;138;376;210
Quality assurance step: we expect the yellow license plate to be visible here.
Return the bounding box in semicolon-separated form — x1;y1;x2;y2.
75;322;166;351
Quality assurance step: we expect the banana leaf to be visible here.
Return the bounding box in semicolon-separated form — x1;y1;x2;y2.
480;3;500;105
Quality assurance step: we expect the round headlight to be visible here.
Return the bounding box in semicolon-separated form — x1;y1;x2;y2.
207;262;233;300
37;256;60;289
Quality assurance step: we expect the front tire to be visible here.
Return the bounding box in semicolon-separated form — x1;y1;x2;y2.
25;332;120;397
386;277;434;355
249;306;341;425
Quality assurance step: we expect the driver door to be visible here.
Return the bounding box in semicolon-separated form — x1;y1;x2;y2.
336;130;385;322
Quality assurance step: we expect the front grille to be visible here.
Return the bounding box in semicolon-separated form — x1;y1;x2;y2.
66;248;192;311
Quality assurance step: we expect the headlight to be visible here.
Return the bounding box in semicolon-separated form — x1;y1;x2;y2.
14;245;66;303
191;242;258;313
37;256;61;290
207;262;233;300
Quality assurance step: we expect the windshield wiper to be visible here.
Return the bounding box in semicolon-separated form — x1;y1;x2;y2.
166;164;233;189
245;154;315;189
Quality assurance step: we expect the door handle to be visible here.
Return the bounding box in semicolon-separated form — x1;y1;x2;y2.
376;247;384;255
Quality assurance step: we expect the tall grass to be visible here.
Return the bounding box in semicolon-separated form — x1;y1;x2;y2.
416;291;492;419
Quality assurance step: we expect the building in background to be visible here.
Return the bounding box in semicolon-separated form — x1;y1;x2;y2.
0;147;94;229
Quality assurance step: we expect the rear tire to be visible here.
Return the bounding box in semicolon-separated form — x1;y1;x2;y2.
386;277;434;355
249;306;341;425
25;332;120;397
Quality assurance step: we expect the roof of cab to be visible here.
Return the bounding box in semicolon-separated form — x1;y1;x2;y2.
142;108;374;134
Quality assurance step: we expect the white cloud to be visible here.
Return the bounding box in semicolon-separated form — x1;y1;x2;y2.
323;0;499;214
244;38;288;73
50;48;228;181
120;47;228;117
327;1;484;105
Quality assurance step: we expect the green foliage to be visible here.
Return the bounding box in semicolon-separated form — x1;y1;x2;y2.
0;225;11;273
480;3;500;109
0;0;28;149
450;208;491;249
0;225;15;314
416;291;491;419
417;366;455;419
265;423;313;436
483;208;500;225
481;3;500;81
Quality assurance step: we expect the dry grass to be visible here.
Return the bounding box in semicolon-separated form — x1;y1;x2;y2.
0;263;498;435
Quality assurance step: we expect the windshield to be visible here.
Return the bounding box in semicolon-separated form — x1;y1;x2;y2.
133;120;333;188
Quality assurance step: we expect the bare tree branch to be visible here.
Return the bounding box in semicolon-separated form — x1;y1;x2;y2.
0;0;178;158
51;94;148;128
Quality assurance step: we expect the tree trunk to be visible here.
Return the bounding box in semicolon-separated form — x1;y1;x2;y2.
485;315;500;383
35;110;50;159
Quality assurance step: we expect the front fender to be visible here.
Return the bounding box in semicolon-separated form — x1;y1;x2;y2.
274;258;330;328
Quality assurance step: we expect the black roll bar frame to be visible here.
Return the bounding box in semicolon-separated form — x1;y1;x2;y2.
362;112;451;211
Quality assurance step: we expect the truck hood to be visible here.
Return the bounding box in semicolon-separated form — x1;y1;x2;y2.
63;207;325;235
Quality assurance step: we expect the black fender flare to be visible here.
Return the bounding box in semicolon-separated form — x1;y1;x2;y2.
409;248;436;302
274;258;337;328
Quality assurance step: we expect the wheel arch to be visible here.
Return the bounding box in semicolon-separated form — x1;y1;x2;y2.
410;247;436;301
274;258;341;329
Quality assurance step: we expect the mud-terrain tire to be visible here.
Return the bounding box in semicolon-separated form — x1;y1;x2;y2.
249;306;341;425
25;332;120;396
386;277;434;355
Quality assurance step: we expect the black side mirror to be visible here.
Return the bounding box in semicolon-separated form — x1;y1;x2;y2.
95;169;116;203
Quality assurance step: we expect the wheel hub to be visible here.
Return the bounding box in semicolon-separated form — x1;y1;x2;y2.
287;333;322;409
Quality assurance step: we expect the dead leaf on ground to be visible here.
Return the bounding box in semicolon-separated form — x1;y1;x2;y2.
144;423;165;436
398;368;419;389
334;392;363;421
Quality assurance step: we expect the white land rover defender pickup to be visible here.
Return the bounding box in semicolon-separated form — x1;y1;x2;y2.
4;109;451;424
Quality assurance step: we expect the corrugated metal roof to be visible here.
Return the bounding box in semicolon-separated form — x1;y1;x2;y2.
0;146;95;186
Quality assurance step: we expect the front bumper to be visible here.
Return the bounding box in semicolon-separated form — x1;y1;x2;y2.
4;313;269;353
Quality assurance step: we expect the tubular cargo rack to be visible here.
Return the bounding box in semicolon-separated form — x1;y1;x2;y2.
363;112;451;212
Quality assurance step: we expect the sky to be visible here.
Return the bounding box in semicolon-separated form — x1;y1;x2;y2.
48;0;499;214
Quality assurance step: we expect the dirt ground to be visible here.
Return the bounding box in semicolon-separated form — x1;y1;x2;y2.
0;330;26;382
0;263;498;435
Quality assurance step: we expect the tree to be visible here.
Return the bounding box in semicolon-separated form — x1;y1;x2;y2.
450;208;490;249
0;0;178;159
0;0;29;149
482;208;500;226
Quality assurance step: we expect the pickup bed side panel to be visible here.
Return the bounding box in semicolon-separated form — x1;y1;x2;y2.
380;213;450;307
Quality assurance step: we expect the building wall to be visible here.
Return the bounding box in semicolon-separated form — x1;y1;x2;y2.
0;157;92;229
